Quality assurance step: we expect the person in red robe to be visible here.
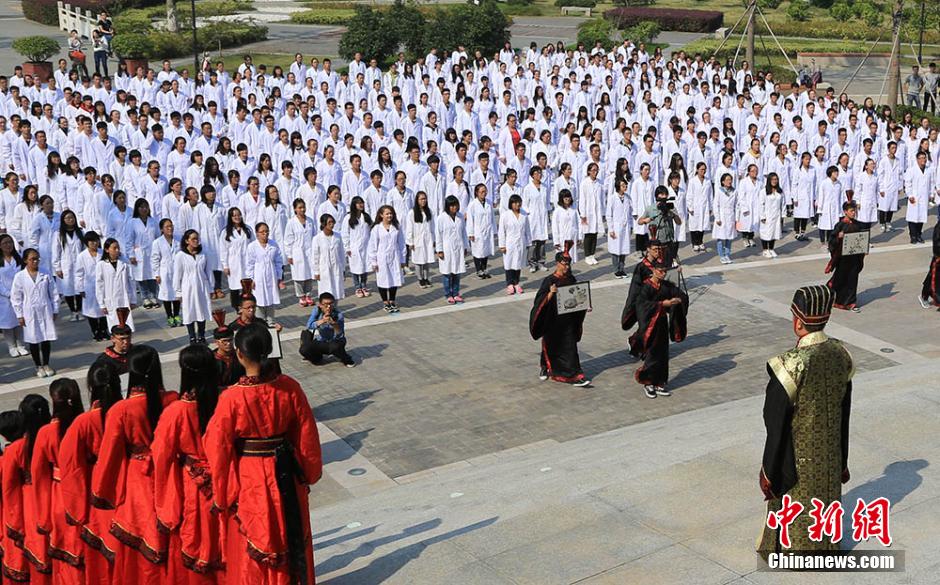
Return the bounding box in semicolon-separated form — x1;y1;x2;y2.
90;345;178;585
205;323;323;585
153;344;224;585
31;378;86;585
59;363;124;585
2;395;52;584
0;410;28;583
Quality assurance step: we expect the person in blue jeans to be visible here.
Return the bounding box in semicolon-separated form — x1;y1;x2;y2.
300;292;355;366
435;195;467;304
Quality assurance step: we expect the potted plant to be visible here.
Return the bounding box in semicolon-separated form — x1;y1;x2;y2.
110;33;153;74
11;36;60;82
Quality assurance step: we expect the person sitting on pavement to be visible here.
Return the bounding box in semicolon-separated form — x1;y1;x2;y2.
299;292;355;367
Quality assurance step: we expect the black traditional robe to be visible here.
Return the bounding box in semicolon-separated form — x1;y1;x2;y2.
629;279;688;386
92;346;129;376
825;217;865;309
921;222;940;306
529;272;587;383
215;349;245;388
620;258;655;347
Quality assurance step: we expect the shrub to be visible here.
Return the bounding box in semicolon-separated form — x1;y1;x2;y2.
786;0;810;20
856;1;882;26
12;36;61;62
577;18;614;47
111;33;154;58
290;8;355;25
809;0;834;7
757;0;783;8
625;20;660;43
506;0;533;5
21;0;59;25
613;0;656;6
604;7;722;32
555;0;596;6
829;0;853;21
113;9;154;31
423;1;510;58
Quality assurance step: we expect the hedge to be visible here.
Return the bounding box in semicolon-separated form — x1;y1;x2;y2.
290;8;355;24
555;0;596;7
109;21;267;60
604;7;723;33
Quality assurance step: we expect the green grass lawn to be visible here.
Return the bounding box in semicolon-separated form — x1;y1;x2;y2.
214;52;315;72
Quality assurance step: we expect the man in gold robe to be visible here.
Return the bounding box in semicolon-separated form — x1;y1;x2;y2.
757;285;854;559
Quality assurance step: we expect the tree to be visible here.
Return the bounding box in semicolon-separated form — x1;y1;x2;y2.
339;6;396;62
423;0;510;58
385;1;426;58
167;0;179;33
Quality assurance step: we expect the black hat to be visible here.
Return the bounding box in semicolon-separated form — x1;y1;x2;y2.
212;309;232;340
111;307;132;336
790;285;834;326
842;200;858;211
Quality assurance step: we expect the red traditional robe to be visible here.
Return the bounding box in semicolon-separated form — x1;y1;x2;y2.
204;374;322;585
1;445;31;583
59;405;118;585
31;420;83;585
2;438;52;584
90;388;178;585
152;395;224;585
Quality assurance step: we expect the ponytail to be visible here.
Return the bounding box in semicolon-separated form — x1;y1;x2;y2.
50;378;85;438
127;345;165;431
178;345;220;433
86;362;122;427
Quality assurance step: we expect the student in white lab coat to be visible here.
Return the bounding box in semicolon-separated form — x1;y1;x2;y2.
759;173;786;258
687;163;713;252
367;205;406;313
128;198;161;308
854;158;880;229
28;195;60;274
10;185;40;248
52;209;85;321
904;151;934;244
105;190;134;253
343;196;373;297
436;196;467;304
245;222;285;325
712;173;738;264
552;189;581;263
523;166;550;272
151;218;181;327
817;166;844;246
10;248;59;377
578;163;605;265
466;184;495;279
737;165;762;248
0;235;29;357
311;214;346;301
173;229;214;344
791;153;817;241
262;185;290;246
498;194;531;295
74;231;108;340
220;207;253;309
630;164;656;254
405;192;435;288
178;185;226;298
96;237;137;333
284;199;317;306
606;178;633;277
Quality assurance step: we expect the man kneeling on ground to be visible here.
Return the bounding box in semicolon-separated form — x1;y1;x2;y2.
300;292;355;367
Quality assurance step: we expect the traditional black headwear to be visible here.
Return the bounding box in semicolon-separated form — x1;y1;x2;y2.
648;239;666;248
554;240;574;263
212;309;232;340
240;278;254;298
842;200;858;211
111;307;132;336
790;285;834;326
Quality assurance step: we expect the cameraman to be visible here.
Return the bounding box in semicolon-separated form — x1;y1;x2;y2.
638;185;682;265
299;292;355;367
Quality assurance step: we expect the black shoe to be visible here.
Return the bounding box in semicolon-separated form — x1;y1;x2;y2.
343;357;356;368
644;385;657;399
197;337;207;345
655;386;672;396
539;368;548;381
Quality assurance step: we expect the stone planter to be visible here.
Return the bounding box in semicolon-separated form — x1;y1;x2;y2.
22;61;53;83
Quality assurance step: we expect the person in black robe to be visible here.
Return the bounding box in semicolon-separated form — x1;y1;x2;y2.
825;201;865;312
212;309;244;386
92;307;131;375
529;249;590;387
229;288;283;375
629;261;688;398
918;221;940;310
621;240;665;357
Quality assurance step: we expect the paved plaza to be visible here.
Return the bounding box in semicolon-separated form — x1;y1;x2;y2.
1;215;938;584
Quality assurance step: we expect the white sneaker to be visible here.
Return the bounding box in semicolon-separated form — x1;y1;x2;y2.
8;347;18;358
43;366;56;377
68;313;77;322
74;313;84;321
918;295;931;309
771;250;778;258
36;367;45;378
761;250;770;258
17;346;29;356
529;266;538;273
726;257;734;264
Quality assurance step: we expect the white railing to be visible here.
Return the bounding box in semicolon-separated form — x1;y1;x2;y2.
57;2;98;39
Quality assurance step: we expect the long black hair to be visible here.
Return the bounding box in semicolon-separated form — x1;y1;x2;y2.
58;209;83;249
127;345;165;431
0;234;23;268
348;196;372;229
87;361;123;427
234;322;275;379
20;394;51;467
412;191;432;223
49;378;85;438
178;345;219;433
225;207;253;242
0;410;24;445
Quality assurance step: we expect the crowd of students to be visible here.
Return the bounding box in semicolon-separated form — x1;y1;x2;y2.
2;36;940;377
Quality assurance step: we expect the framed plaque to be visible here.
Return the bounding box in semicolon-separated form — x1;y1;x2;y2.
556;281;592;315
842;230;870;256
268;326;283;359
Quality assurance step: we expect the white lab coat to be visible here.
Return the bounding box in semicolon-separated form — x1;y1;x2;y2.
630;178;655;236
151;236;180;301
736;178;761;233
904;164;934;223
522;183;550;241
52;231;84;296
367;223;406;288
173;251;213;324
817;179;843;231
711;187;737;240
128;217;160;281
855;172;879;225
0;260;20;329
405;212;435;265
578;177;605;235
686;176;712;232
29;212;60;274
284;215;316;281
74;250;104;318
311;231;346;300
877;157;903;212
792;167;817;219
219;227;252;286
435;212;466;275
11;268;59;343
245;240;284;307
605;192;633;256
498;210;531;270
95;259;137;332
341;217;371;275
552;206;581;262
759;191;785;241
466;199;495;258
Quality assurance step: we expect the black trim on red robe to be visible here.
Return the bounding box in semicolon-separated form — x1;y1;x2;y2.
921;223;940;305
825;218;865;309
92;347;129;376
629;279;688;386
529;273;587;383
